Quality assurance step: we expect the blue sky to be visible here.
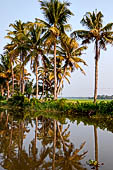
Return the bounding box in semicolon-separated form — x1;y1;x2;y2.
0;0;113;97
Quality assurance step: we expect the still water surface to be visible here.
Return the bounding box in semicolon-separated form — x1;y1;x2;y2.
0;111;113;170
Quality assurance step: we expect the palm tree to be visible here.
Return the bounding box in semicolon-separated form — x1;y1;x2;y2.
56;33;87;96
0;54;12;99
4;43;19;95
3;47;18;96
72;10;113;103
24;21;47;99
5;20;29;94
13;64;31;94
38;0;73;100
0;78;5;97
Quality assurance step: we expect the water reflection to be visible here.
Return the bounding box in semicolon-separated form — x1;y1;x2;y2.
94;125;98;170
0;111;87;170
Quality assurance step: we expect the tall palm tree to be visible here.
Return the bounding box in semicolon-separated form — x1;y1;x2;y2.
3;47;17;95
24;21;47;99
38;0;73;100
5;20;29;94
72;10;113;103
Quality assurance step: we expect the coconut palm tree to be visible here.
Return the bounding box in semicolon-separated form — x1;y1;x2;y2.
0;54;12;98
56;33;87;96
5;20;29;94
38;0;73;100
0;78;6;97
72;10;113;103
23;21;48;99
4;43;19;95
13;64;31;94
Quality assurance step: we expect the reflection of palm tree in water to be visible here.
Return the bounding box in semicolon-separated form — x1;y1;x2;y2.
0;114;88;170
45;120;87;170
52;120;56;170
29;117;50;169
55;142;87;170
0;112;4;121
29;117;38;161
55;121;87;170
94;125;98;170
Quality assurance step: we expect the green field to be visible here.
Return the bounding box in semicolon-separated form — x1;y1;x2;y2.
66;99;112;103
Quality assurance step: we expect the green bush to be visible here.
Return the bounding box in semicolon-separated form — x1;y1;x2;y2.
8;94;30;107
30;98;39;105
0;94;6;100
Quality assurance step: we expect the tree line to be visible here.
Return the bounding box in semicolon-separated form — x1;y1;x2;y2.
0;0;113;103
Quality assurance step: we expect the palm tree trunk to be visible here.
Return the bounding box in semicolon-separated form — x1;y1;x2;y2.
1;85;4;96
42;78;45;98
7;81;10;99
21;54;24;94
20;73;22;93
22;65;24;94
57;67;67;96
54;42;57;100
94;40;99;103
94;125;98;170
5;113;9;127
11;61;14;95
20;55;22;93
36;56;38;99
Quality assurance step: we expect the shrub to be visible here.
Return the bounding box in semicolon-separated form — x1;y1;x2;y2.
8;94;30;107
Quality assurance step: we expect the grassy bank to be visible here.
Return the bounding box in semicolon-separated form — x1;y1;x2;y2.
0;95;112;117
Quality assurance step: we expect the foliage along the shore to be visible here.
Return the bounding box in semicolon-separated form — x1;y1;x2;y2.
1;100;113;135
1;95;113;116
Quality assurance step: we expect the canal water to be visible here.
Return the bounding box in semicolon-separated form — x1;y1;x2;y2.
0;111;113;170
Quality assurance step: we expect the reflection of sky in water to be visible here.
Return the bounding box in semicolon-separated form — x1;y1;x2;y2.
22;118;113;170
0;166;5;170
23;120;46;156
65;120;113;170
1;116;113;170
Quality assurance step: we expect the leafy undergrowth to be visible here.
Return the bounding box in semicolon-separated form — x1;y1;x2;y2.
1;95;113;116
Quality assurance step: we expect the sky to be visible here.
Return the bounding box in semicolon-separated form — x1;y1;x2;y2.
0;0;113;97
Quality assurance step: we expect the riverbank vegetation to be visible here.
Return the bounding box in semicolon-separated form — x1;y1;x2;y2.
0;95;113;117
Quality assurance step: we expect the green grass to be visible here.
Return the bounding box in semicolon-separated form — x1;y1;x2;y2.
66;99;111;103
